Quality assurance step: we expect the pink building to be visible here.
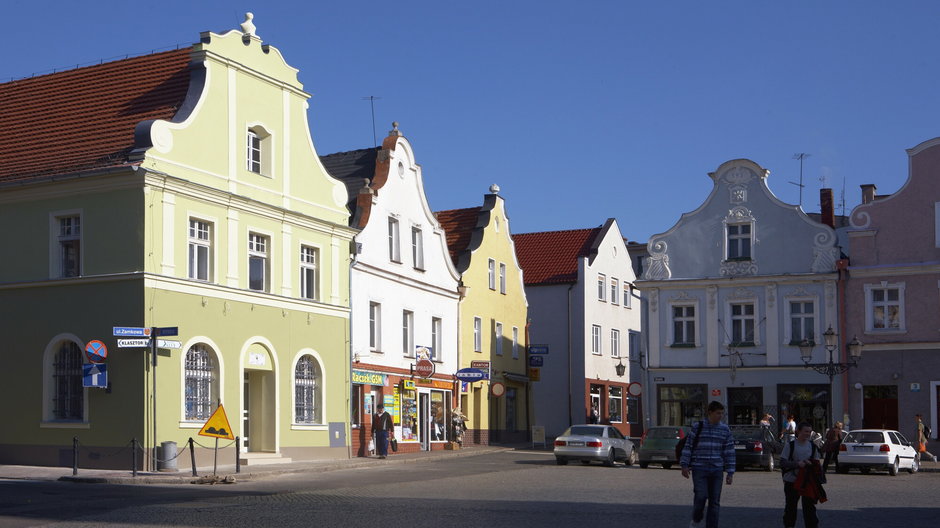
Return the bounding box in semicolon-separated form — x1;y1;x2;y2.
846;137;940;439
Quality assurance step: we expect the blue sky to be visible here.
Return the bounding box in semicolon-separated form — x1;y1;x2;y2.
5;2;938;242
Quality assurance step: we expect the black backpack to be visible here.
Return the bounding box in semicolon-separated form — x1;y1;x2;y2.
924;423;932;439
675;421;704;461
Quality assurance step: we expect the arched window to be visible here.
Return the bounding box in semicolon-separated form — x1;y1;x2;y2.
53;342;83;420
185;344;216;421
294;355;322;424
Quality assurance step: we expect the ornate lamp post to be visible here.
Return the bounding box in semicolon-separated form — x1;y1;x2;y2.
799;326;863;383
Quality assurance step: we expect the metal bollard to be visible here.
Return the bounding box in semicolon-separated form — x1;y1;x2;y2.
131;438;138;477
72;437;78;476
235;436;241;474
189;437;197;477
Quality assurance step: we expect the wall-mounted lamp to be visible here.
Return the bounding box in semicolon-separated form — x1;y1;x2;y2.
614;357;626;377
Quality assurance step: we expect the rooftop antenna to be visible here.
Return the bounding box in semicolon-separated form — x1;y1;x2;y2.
789;153;811;207
362;96;381;147
839;175;847;217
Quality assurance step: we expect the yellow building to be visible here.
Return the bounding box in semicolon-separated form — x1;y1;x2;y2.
436;186;529;444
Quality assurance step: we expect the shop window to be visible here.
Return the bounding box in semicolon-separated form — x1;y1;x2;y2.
400;387;418;442
658;384;706;426
609;386;623;423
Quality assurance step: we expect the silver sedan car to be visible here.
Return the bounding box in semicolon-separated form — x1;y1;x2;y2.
554;424;637;467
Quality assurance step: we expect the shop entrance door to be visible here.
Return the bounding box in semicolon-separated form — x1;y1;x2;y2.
419;392;430;450
863;385;898;430
728;387;763;425
242;373;250;452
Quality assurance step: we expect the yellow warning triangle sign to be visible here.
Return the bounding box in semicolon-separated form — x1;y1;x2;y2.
198;403;235;440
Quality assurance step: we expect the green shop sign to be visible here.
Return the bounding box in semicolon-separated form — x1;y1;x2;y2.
352;370;387;386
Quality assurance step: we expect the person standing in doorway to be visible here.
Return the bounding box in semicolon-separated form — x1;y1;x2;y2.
372;404;394;459
680;401;736;528
916;413;937;462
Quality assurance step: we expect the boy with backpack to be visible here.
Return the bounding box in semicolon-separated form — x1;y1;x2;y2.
680;401;736;528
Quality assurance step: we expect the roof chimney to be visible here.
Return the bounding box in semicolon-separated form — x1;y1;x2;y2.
820;188;835;228
861;184;877;204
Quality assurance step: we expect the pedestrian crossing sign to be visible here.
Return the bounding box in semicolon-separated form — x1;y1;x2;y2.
198;404;235;440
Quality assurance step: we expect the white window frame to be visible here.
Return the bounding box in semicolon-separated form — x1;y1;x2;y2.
369;302;382;352
388;217;401;263
499;263;507;294
495;322;503;356
183;344;218;422
592;324;602;355
611;329;621;358
608;386;623;424
597;274;607;302
726;223;753;260
670;303;698;346
188;218;212;282
248;232;270;292
47;339;85;422
473;317;482;352
431;317;442;362
624;284;632;308
488;259;496;290
785;297;817;345
412;226;425;270
512;327;519;359
50;211;83;278
402;310;415;356
246;126;273;177
728;302;758;345
864;282;906;332
294;354;323;425
611;278;619;305
300;245;319;301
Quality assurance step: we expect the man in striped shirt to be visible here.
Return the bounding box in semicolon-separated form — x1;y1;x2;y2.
680;400;736;528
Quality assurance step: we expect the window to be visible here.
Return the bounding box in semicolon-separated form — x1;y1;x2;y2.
727;223;752;259
300;245;319;300
628;331;642;362
488;259;496;290
184;344;215;421
627;397;640;424
294;355;322;424
248;233;269;292
611;278;619;305
512;327;519;359
592;324;602;355
402;310;414;356
473;317;482;352
495;322;503;356
731;303;756;345
597;274;607;301
188;219;212;281
369;302;382;350
52;342;83;420
866;283;905;331
672;305;696;346
246;127;271;175
611;329;621;357
56;215;81;278
789;301;815;345
624;284;632;308
608;386;623;423
499;263;507;294
388;217;401;262
431;317;442;361
412;227;424;269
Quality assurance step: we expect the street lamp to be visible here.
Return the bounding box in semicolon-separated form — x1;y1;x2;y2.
798;326;863;383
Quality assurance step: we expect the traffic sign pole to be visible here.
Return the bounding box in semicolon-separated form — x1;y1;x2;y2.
152;327;158;472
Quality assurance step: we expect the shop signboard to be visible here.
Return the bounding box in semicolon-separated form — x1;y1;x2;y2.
415;357;435;378
352;370;387;386
470;360;491;380
455;368;486;382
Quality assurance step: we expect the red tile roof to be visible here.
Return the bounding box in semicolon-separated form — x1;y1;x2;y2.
0;48;192;183
435;207;481;265
512;228;601;285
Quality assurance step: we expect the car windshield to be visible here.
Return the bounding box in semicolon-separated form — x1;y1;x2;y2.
845;431;885;444
567;426;605;437
730;426;763;441
647;428;681;439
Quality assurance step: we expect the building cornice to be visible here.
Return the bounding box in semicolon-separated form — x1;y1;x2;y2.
636;273;837;290
848;262;940;278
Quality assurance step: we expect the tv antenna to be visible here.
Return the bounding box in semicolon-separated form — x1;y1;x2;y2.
362;96;381;147
789;153;811;207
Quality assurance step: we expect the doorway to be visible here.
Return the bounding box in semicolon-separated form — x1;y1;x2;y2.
419;392;430;450
728;387;763;425
243;368;276;452
863;385;898;430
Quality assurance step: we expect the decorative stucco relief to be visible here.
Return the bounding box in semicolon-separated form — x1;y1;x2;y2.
720;260;758;276
644;240;671;280
649;288;659;313
786;286;812;298
722;166;757;185
729;287;756;300
825;281;835;309
729;184;747;204
707;285;717;310
765;285;776;308
811;230;839;272
669;291;693;302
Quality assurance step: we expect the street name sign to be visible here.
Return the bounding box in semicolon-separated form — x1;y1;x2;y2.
528;344;549;355
157;339;182;349
118;339;151;348
155;326;178;337
455;368;486;382
113;327;151;337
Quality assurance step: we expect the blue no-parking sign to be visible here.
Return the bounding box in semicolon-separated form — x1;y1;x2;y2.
84;340;108;363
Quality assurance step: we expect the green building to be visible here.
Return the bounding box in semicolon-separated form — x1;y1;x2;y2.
0;18;356;469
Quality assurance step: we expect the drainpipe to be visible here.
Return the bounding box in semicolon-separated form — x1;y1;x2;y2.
525;318;532;439
567;283;575;428
837;258;849;424
347;239;360;460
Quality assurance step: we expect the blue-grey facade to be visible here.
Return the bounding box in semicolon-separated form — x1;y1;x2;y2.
636;159;844;433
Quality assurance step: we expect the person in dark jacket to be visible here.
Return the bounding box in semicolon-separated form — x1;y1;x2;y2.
780;422;821;528
371;404;394;459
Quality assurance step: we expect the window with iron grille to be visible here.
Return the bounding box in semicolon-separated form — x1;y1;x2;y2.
184;345;215;421
53;342;83;420
295;355;321;424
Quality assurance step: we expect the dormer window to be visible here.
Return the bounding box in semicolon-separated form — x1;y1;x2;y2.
726;223;752;260
246;126;272;176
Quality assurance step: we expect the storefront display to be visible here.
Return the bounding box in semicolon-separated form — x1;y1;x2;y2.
400;386;418;442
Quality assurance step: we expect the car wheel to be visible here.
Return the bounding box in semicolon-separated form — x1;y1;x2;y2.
555;457;568;466
836;464;848;474
765;456;775;472
603;449;616;467
581;459;592;465
910;456;920;474
626;449;637;466
639;462;649;469
889;457;899;476
662;462;673;470
860;466;870;474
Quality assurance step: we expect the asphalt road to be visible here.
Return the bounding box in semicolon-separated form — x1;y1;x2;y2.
1;450;937;527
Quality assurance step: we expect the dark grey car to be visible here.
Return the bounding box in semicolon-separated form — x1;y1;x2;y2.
729;425;783;471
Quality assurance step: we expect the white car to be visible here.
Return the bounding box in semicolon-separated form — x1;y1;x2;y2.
838;429;919;475
554;425;637;467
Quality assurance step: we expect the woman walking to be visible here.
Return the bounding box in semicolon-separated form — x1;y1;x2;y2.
821;421;843;473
